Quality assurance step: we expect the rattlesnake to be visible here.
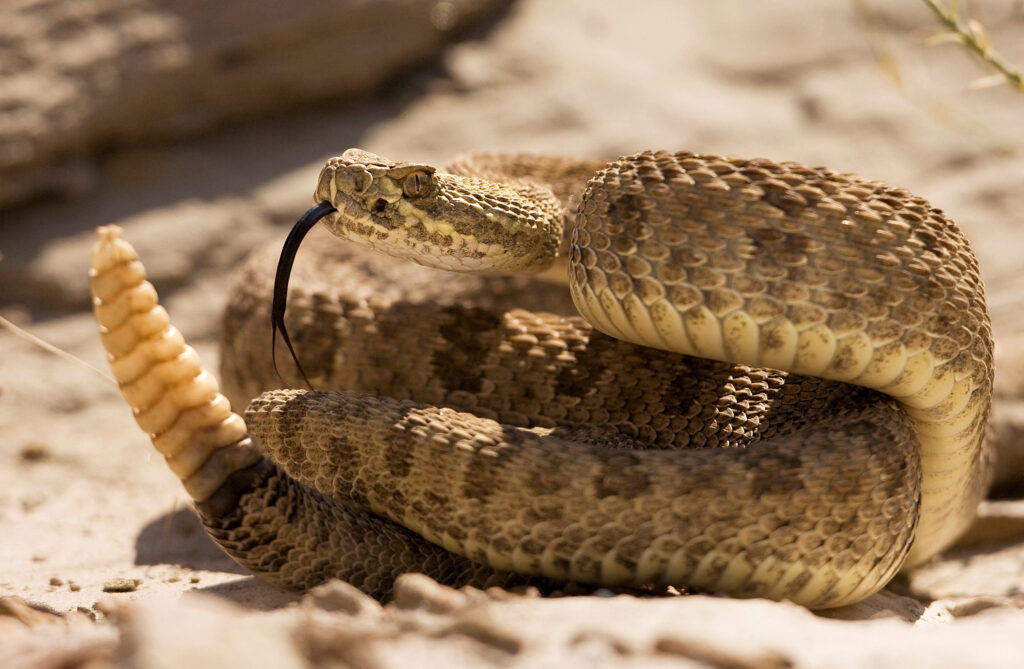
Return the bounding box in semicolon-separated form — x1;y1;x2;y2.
89;149;993;608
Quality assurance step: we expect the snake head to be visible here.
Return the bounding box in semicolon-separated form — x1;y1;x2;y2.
315;148;439;245
313;148;563;273
320;149;438;212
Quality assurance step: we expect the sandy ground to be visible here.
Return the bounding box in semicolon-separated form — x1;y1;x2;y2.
2;1;1024;666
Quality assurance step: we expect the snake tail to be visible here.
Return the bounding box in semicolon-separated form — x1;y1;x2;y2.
89;225;515;598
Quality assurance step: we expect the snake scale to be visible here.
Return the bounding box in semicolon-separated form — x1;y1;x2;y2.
89;149;993;608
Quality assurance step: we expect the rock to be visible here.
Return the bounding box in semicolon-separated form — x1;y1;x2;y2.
102;577;142;593
0;629;116;669
908;499;1024;602
0;596;64;629
819;588;929;623
0;597;114;669
303;579;382;620
955;500;1024;550
20;584;1019;667
289;579;1024;668
0;0;511;210
988;400;1024;496
116;594;305;669
392;572;483;614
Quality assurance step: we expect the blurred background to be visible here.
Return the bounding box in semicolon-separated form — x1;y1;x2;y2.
0;0;1022;613
2;1;1023;311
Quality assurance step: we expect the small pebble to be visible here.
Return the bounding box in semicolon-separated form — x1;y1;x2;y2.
68;581;81;592
189;576;200;584
76;606;98;621
19;442;51;462
49;576;63;587
20;494;46;513
103;578;142;593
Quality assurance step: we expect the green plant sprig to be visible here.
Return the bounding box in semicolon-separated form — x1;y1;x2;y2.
922;0;1023;92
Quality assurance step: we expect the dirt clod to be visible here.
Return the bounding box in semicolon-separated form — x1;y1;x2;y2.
103;578;143;593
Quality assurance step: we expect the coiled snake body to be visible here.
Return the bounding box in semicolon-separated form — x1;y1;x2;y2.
90;149;993;608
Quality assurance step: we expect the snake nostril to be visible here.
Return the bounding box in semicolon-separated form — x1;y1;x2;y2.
373;198;387;213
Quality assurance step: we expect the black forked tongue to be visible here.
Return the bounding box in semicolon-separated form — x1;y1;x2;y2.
272;201;337;388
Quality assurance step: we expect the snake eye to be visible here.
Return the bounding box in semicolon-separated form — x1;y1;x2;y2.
353;171;372;194
402;171;433;198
